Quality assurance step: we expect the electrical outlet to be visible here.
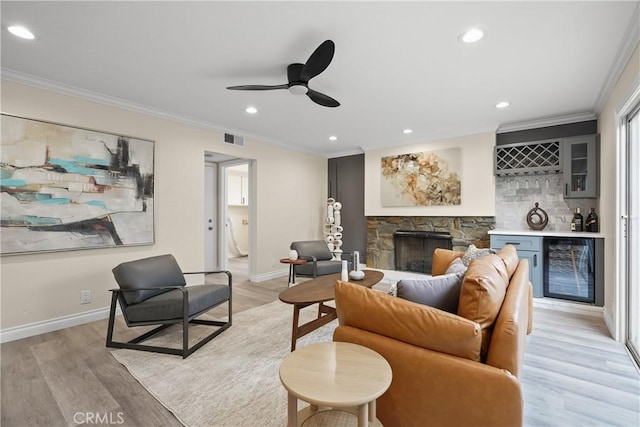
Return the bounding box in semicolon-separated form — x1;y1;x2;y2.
80;290;91;304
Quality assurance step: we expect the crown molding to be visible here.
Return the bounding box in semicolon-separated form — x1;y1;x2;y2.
496;112;597;134
0;68;325;158
594;3;640;113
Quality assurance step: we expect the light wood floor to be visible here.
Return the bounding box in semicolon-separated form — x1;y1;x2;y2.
2;263;639;426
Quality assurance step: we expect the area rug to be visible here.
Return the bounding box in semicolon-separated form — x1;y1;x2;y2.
111;300;336;427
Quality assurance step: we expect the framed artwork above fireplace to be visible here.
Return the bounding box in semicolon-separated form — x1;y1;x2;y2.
380;147;461;207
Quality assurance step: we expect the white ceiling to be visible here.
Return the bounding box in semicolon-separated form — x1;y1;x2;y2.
1;1;638;157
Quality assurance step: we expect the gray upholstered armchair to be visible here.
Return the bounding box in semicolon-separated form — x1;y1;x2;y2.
290;240;351;278
106;254;232;358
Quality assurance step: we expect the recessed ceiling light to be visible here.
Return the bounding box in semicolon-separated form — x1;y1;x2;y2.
402;129;413;134
245;106;257;114
8;25;35;40
329;136;338;141
460;28;484;43
495;101;510;109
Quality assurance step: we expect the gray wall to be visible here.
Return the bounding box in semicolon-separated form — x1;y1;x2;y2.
328;154;367;262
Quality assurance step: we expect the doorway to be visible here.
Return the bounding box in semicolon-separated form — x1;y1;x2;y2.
204;152;255;282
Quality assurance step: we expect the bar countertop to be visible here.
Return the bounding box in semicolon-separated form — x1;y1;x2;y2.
488;229;605;238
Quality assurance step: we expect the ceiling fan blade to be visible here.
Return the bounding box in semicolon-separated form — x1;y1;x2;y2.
300;40;335;81
307;89;340;108
226;84;288;91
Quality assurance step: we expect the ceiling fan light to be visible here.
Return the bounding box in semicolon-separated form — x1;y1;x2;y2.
288;84;308;95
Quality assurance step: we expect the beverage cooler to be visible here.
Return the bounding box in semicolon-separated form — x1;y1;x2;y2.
543;237;604;306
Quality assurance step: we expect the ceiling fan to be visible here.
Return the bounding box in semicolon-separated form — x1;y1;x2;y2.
226;40;340;108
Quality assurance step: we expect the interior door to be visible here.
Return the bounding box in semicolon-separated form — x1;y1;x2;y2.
626;104;640;364
204;163;218;271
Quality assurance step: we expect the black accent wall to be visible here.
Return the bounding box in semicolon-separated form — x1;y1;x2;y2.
328;154;367;263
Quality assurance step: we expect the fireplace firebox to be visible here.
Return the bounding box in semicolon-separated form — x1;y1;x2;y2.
394;231;453;274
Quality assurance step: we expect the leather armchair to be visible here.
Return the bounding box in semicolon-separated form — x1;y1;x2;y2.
290;240;351;277
106;254;232;358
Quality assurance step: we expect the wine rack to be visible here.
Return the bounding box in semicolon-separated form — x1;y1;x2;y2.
494;140;561;176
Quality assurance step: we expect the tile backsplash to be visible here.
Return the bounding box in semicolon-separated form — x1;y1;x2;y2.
495;174;598;232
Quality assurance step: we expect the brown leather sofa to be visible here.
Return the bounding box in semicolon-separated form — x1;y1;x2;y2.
333;246;533;427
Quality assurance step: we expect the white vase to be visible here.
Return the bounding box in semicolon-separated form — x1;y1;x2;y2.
341;260;349;282
349;251;364;280
349;270;365;280
288;250;298;261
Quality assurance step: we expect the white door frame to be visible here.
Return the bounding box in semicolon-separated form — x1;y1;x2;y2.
204;162;218;271
615;78;640;342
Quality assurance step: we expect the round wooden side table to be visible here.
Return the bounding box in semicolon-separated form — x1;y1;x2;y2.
280;258;307;286
279;342;392;427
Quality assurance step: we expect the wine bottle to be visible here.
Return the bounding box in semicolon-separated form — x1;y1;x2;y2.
571;208;583;232
585;207;599;232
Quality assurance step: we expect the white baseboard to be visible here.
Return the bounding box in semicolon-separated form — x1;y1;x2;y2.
249;268;288;283
532;297;603;317
0;306;119;344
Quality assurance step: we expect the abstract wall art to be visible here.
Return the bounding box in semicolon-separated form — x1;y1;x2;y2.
380;147;461;207
1;114;154;255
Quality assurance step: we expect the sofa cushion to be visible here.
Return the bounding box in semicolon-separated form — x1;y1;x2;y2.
496;244;519;279
445;257;467;275
396;271;465;313
112;254;186;305
124;284;230;323
431;248;464;276
290;240;333;261
335;281;482;361
295;259;346;276
457;254;509;355
461;244;496;266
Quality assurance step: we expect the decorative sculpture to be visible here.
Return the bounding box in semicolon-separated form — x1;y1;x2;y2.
325;198;344;260
526;202;549;231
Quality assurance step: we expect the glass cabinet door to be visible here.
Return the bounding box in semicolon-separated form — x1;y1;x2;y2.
563;135;598;198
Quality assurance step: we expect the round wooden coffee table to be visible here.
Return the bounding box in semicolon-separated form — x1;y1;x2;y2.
279;342;392;427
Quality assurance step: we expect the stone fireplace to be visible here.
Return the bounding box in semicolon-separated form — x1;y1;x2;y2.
366;216;495;270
